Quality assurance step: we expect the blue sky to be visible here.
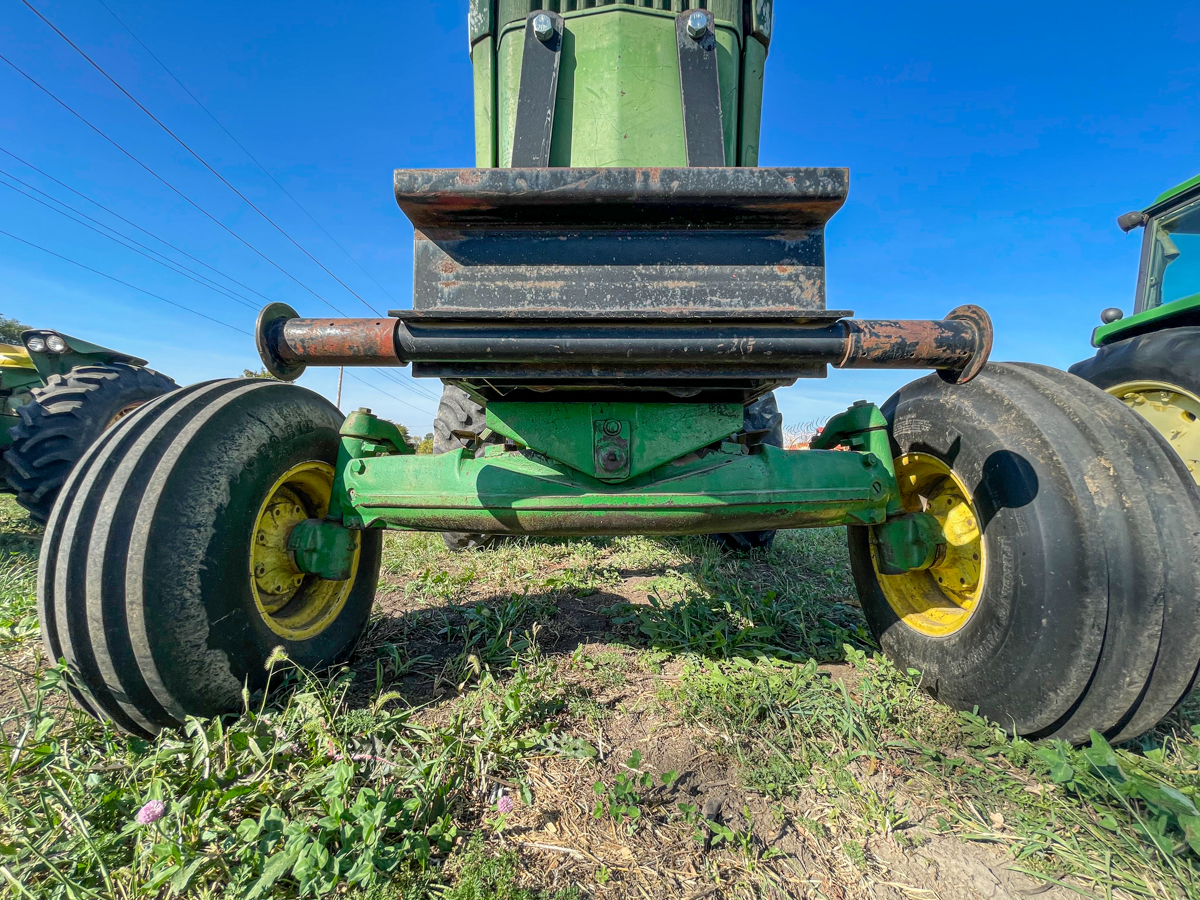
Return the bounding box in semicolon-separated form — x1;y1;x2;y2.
1;1;1197;434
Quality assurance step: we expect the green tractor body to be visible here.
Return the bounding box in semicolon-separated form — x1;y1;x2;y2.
0;328;176;521
1071;173;1200;481
39;2;1200;750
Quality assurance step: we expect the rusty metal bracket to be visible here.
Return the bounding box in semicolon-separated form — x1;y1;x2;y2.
676;9;725;166
510;10;563;167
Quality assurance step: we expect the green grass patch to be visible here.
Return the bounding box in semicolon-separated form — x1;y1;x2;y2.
669;649;1200;898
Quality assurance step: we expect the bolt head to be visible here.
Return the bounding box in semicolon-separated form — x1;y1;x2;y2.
533;13;554;41
686;11;708;39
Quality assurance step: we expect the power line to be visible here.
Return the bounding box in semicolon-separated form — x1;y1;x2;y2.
94;0;399;309
0;145;277;305
345;371;437;417
0;229;250;335
0;172;259;310
21;0;382;316
371;368;443;404
0;51;350;317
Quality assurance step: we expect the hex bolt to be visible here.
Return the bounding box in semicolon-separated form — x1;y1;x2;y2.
686;10;708;40
533;13;554;41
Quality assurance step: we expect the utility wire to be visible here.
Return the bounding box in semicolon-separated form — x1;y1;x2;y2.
0;145;277;305
0;229;250;335
21;0;382;316
95;0;399;309
371;368;442;404
0;172;259;309
0;52;350;317
346;371;436;416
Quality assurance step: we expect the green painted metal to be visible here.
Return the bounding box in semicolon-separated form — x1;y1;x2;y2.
338;440;892;536
871;512;944;575
340;407;414;456
1094;290;1200;346
288;518;358;580
23;331;145;381
469;0;770;167
471;36;498;167
1154;173;1200;207
810;402;894;475
485;400;743;482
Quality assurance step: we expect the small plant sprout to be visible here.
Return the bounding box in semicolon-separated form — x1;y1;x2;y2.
593;751;678;833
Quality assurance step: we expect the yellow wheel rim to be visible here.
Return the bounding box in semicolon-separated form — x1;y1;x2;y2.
871;453;986;638
1107;380;1200;485
250;460;361;642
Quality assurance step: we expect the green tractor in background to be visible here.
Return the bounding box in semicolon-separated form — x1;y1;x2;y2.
0;325;176;522
1072;175;1200;481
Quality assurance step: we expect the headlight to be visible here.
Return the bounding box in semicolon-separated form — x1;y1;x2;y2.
25;336;46;353
45;335;66;353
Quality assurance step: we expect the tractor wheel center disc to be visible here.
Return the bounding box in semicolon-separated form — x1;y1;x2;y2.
250;460;361;641
1108;380;1200;484
871;453;985;637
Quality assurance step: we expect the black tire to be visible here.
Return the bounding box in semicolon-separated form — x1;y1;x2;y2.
433;384;499;552
1070;326;1200;483
6;363;177;523
712;393;784;553
38;379;382;736
848;363;1200;743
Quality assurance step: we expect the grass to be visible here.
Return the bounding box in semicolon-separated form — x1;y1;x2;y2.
1;493;1199;898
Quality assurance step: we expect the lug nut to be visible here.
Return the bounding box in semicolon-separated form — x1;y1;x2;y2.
533;13;554;41
686;11;708;40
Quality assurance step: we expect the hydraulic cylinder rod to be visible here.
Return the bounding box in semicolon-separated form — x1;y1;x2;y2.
256;302;992;385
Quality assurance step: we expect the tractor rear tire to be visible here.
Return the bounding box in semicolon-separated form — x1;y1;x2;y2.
1069;326;1200;484
433;384;499;552
712;393;784;552
6;363;177;523
848;362;1200;744
38;378;382;736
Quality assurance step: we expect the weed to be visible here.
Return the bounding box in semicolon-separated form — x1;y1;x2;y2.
592;751;678;832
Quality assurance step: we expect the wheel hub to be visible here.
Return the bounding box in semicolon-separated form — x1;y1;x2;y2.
250;460;361;641
1108;380;1200;483
871;453;985;637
